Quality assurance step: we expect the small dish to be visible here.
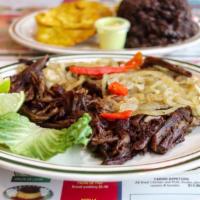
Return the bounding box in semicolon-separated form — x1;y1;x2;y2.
95;17;130;49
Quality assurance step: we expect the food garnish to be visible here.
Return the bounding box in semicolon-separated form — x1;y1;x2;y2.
0;91;25;116
0;113;92;160
108;82;128;96
100;110;133;120
124;51;143;69
69;65;128;76
69;52;143;76
0;78;10;93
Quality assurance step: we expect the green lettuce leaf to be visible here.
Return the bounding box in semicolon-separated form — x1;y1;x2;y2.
0;112;92;160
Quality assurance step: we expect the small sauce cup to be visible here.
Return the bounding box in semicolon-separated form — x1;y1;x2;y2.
95;17;130;50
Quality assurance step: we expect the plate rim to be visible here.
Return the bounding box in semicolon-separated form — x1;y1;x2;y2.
1;54;200;179
1;153;200;181
9;10;200;55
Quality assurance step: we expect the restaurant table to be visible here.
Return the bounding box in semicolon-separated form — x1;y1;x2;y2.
0;1;200;200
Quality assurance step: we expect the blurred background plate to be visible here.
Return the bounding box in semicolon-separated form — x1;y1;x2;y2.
9;11;200;55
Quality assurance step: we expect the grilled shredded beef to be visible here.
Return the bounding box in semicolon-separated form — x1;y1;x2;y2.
11;57;194;165
141;56;192;77
151;107;193;153
90;107;193;164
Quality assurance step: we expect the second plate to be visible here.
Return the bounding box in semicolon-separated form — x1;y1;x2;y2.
9;11;200;55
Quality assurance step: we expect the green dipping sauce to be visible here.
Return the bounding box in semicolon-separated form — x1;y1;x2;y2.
95;17;130;50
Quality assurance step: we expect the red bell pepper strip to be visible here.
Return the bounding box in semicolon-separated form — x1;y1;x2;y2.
108;82;128;96
123;52;143;69
100;110;133;120
69;65;127;76
69;52;143;76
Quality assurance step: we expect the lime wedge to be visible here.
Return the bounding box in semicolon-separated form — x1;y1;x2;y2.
0;91;25;115
0;78;11;93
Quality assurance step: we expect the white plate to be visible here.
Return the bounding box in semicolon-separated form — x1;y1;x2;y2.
9;11;200;55
1;54;200;181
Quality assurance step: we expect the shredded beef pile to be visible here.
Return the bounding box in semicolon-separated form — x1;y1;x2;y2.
11;56;194;165
117;0;198;48
11;56;103;129
141;56;192;77
89;107;193;164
